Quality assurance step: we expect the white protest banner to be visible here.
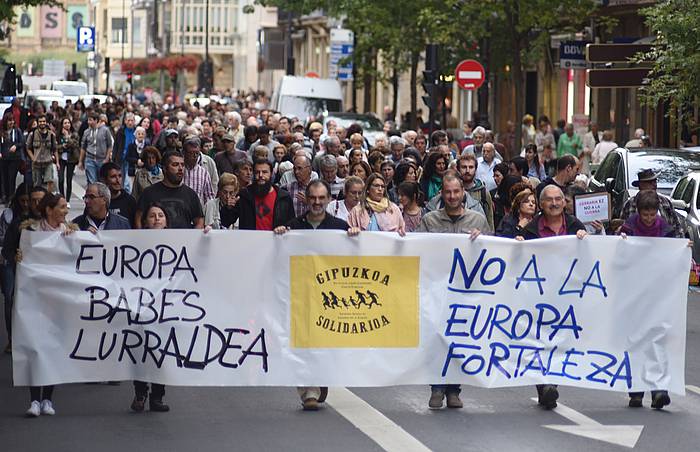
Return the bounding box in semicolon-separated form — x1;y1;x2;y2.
574;192;611;223
13;231;689;394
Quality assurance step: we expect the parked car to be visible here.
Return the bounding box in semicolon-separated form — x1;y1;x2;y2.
79;94;113;106
671;171;700;261
588;147;700;218
323;113;384;147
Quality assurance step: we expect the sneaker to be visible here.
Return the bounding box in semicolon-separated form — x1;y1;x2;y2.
446;393;463;409
40;400;55;416
428;390;444;409
629;395;643;408
538;385;559;410
66;202;71;209
149;399;170;412
26;400;41;417
651;391;671;410
131;396;147;412
302;397;319;411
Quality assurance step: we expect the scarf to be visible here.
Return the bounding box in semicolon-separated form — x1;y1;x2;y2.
366;197;389;214
149;164;161;177
631;214;665;237
427;175;442;200
39;219;66;232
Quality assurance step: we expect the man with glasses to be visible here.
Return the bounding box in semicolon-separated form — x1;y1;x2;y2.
73;182;131;232
516;184;587;410
284;155;315;217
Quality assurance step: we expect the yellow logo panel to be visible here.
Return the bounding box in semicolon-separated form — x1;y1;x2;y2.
290;256;419;348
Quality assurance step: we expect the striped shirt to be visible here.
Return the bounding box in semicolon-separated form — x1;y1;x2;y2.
284;180;308;217
184;164;215;208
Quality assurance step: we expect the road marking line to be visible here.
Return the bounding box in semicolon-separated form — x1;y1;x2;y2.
326;388;432;452
686;385;700;396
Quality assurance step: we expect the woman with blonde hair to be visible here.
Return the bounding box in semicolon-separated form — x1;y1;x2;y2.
348;173;405;235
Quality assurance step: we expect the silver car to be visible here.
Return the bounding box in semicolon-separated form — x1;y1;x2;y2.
671;171;700;261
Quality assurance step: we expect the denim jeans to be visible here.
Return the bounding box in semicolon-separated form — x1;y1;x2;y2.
431;384;461;394
84;158;103;185
121;161;132;193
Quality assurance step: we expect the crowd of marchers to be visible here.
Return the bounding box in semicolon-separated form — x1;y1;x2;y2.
0;92;684;417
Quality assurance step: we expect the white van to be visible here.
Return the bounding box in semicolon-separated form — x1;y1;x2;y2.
271;76;343;122
50;80;88;103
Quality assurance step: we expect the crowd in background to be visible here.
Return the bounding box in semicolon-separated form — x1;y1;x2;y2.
0;90;678;415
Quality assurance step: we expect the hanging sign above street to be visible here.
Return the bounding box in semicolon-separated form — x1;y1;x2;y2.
455;59;485;90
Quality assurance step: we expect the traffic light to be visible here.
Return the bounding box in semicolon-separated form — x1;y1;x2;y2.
126;71;133;85
422;69;439;111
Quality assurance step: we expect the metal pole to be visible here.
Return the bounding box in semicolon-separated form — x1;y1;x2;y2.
204;0;210;94
286;11;294;75
130;1;134;60
121;0;125;61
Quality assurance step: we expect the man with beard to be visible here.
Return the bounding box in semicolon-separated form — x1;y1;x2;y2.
26;115;59;188
100;162;137;227
134;152;204;229
238;160;294;230
2;186;46;354
416;173;488;410
273;179;360;410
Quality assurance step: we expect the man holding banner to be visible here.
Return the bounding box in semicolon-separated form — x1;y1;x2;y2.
518;184;587;409
274;179;360;411
416;171;489;409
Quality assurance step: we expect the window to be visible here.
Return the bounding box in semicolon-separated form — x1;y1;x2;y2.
133;17;142;44
683;180;695;205
672;177;689;200
111;18;127;44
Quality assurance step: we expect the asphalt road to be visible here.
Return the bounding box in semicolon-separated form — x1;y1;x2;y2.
0;172;699;451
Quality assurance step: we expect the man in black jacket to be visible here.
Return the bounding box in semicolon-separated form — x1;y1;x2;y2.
238;160;294;230
517;184;587;410
274;179;359;411
73;182;131;232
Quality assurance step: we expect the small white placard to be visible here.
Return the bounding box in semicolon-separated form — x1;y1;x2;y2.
574;192;611;223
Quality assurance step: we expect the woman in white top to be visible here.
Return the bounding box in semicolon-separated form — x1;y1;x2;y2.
326;176;364;222
592;130;618;164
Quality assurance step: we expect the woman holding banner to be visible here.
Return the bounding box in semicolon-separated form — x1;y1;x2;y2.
131;203;172;413
348;173;405;235
18;192;77;417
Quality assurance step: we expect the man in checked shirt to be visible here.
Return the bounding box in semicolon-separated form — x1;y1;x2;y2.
182;136;215;208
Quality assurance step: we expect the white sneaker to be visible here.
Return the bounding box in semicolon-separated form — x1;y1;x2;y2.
40;399;55;415
67;202;72;209
26;400;41;417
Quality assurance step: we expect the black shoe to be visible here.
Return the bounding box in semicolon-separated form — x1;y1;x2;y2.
651;391;671;410
149;399;170;412
106;381;121;386
629;395;643;408
3;341;10;354
538;385;559;409
318;387;328;403
131;396;147;412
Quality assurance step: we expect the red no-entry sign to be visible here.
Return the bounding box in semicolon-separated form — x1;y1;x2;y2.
455;59;485;90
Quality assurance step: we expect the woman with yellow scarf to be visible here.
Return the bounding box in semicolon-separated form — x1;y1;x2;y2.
348;173;405;235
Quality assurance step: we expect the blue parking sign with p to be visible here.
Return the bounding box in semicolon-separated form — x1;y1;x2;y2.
77;26;95;52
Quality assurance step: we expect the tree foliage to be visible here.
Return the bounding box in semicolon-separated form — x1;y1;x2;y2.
0;1;61;28
639;0;700;125
260;0;601;138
